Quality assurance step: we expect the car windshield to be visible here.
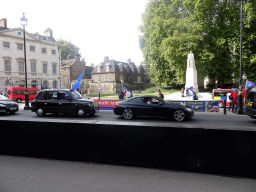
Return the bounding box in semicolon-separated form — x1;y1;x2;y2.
69;90;83;100
0;95;10;101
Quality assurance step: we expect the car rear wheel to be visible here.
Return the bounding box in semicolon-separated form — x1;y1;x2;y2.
16;98;22;103
173;109;186;122
36;107;45;117
123;109;134;120
77;107;86;118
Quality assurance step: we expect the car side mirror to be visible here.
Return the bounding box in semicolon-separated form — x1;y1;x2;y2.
65;96;71;100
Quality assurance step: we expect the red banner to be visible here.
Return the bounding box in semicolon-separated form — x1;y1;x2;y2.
94;99;121;107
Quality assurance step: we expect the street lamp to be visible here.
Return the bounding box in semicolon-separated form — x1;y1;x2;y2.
237;0;244;114
20;13;30;110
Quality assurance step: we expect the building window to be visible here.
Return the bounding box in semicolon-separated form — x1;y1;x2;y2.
43;81;48;89
52;63;57;74
108;74;112;81
118;63;123;72
31;80;37;88
30;46;35;52
95;76;98;82
31;62;36;74
4;60;11;72
43;63;48;74
42;48;47;53
17;44;23;50
101;75;105;82
3;42;9;48
18;61;24;73
97;66;101;73
52;50;56;55
106;64;111;72
53;81;58;89
138;76;141;83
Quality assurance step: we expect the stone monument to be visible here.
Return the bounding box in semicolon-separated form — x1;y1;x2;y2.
185;51;199;93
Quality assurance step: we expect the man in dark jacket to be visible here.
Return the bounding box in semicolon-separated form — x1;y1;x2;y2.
118;89;124;100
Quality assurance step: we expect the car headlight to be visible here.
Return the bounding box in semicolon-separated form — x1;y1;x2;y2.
0;104;6;107
185;107;193;112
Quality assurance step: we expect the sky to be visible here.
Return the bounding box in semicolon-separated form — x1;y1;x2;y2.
1;0;149;66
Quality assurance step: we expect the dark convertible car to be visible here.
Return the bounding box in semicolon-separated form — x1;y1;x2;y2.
0;95;19;115
113;96;194;121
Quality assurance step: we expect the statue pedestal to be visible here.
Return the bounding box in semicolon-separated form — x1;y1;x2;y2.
185;68;199;93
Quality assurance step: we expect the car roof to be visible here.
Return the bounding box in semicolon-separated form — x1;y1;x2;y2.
39;89;71;92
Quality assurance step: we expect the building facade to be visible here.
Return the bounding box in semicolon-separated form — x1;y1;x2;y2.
90;57;150;94
61;55;94;93
0;18;60;93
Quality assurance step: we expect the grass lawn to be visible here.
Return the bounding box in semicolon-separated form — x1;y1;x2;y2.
86;87;180;99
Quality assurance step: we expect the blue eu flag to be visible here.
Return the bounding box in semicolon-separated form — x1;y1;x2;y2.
122;84;128;91
72;72;84;92
245;80;256;89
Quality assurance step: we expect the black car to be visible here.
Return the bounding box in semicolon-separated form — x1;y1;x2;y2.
113;96;194;121
0;95;19;114
243;86;256;119
31;89;99;117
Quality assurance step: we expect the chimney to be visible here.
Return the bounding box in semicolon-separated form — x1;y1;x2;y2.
43;28;53;37
0;18;7;29
75;53;81;61
104;56;109;61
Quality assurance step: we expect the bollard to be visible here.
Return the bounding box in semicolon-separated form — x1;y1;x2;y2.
223;99;226;115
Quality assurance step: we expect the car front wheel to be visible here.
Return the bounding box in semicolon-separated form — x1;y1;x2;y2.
36;107;45;117
123;109;134;120
16;98;22;103
173;109;186;122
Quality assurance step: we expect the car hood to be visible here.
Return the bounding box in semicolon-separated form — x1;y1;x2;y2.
76;98;95;102
0;100;18;105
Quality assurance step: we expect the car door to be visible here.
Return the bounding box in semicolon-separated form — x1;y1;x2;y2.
44;91;59;113
140;97;159;116
58;91;75;114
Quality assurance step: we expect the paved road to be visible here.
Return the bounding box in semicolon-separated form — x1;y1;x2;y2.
0;155;255;192
1;103;255;131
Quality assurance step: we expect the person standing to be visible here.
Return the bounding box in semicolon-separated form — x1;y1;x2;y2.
118;89;124;100
123;90;127;100
158;89;164;99
192;92;198;100
181;87;184;97
227;91;232;112
126;90;132;99
231;88;238;113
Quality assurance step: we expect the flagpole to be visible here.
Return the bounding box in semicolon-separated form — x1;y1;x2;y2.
98;81;101;100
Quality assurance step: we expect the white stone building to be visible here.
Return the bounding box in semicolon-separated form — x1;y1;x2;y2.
0;18;61;93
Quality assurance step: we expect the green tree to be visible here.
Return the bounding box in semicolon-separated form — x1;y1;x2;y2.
140;0;255;86
243;0;256;82
57;39;80;60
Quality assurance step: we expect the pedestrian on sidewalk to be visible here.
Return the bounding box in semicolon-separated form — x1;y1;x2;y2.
118;88;124;100
227;90;232;112
181;87;184;97
158;89;164;99
231;88;238;113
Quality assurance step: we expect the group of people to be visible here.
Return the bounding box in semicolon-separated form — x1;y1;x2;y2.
118;89;133;100
227;88;239;113
118;89;164;100
181;87;198;100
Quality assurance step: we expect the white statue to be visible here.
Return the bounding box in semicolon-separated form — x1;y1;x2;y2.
187;51;195;68
185;50;199;93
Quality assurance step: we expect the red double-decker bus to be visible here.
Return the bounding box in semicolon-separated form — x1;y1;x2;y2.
6;87;40;103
